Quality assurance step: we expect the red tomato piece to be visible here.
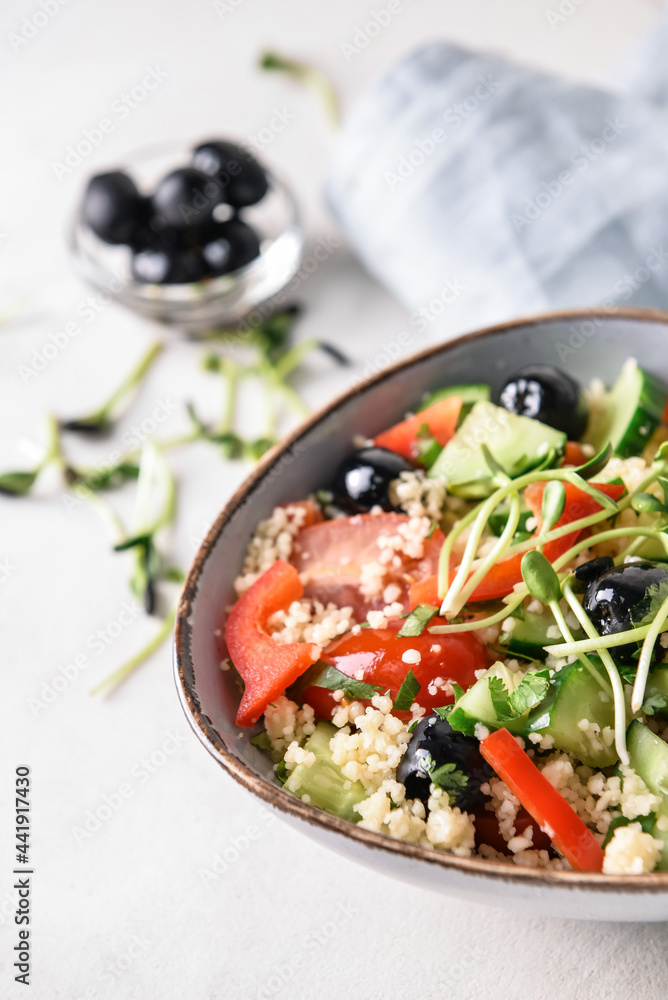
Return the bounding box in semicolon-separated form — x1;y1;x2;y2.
562;441;588;467
374;397;462;462
473;808;552;854
226;560;320;727
280;499;323;527
409;480;625;606
303;622;487;717
480;728;604;871
291;512;444;618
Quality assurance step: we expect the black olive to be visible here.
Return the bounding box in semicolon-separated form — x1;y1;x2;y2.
82;171;149;245
498;364;589;440
572;556;615;591
331;447;413;514
202;218;261;275
131;236;207;285
584;561;668;661
192;140;269;208
397;713;493;811
152;167;219;229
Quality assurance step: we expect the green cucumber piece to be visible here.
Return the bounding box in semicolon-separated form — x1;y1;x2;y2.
499;610;585;662
448;662;531;736
627;720;668;799
626;719;668;869
428;401;566;497
283;722;366;822
645;668;668;713
526;661;617;767
420;383;491;425
588;359;668;459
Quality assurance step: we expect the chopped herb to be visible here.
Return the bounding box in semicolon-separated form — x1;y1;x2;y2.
428;760;469;802
309;661;383;701
426;520;438;539
488;675;515;723
250;730;273;752
393;669;421;710
397;603;439;637
450;682;465;703
433;706;452;721
632;580;668;626
508;670;550;715
275;760;288;784
602;812;656;848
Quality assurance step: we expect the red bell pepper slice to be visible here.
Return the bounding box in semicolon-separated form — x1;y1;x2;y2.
480;728;604;871
409;480;625;606
226;560;320;727
374;396;462;462
562;441;588;467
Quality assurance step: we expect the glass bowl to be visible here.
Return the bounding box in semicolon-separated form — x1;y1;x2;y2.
68;140;303;332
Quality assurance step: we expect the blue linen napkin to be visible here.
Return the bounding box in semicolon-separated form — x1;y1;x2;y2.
326;22;668;343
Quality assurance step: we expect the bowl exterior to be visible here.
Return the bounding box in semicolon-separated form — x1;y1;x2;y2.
175;308;668;920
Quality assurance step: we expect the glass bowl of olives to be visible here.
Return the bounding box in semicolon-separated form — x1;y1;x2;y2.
69;138;303;332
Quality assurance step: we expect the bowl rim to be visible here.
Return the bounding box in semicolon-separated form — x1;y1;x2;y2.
174;305;668;893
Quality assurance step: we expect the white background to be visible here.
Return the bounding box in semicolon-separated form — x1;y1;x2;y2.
1;1;667;998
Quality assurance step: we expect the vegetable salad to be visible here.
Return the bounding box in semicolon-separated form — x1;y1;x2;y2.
221;358;668;874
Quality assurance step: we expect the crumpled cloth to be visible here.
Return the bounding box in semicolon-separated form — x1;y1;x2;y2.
327;16;668;341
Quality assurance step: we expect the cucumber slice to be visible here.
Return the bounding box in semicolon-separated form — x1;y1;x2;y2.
645;668;668;713
448;662;531;737
283;722;366;822
499;610;585;662
420;383;491;422
588;359;668;459
626;719;668;869
627;720;668;799
428;401;566;497
526;661;617;767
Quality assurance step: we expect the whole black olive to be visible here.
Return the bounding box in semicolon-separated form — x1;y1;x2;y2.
499;364;589;440
396;713;493;811
82;171;149;245
331;447;413;514
584;560;668;661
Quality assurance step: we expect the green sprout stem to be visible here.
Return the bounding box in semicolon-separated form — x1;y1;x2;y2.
62;341;163;431
562;579;628;764
445;491;521;616
259;50;340;126
632;593;668;714
544;624;653;657
90;607;176;696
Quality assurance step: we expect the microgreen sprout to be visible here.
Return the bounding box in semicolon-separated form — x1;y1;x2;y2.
561;576;629;765
60;342;164;434
259;50;340;126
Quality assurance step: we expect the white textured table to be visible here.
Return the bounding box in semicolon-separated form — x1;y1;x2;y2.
2;1;667;997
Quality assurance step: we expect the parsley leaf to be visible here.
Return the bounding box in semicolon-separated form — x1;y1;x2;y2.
603;812;656;848
309;661;383;701
250;730;273;752
393;669;421;710
428;760;469;803
433;705;453;722
508;670;550;715
488;675;515;722
275;760;288;784
397;604;439;637
631;580;668;626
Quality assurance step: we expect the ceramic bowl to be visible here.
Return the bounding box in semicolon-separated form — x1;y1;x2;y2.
174;307;668;921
